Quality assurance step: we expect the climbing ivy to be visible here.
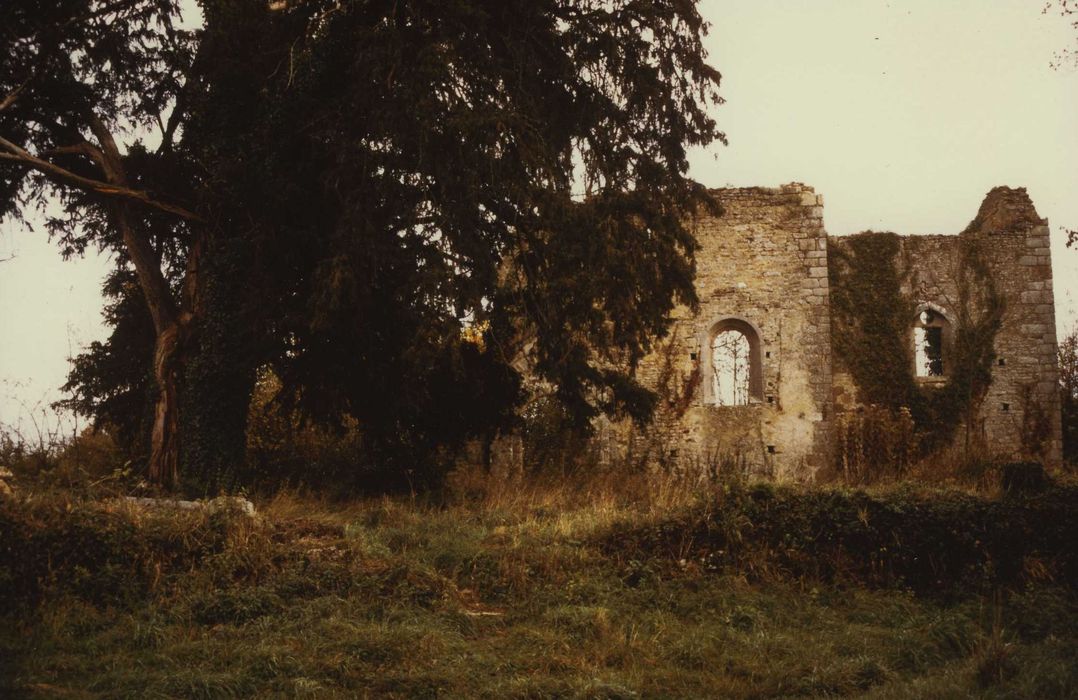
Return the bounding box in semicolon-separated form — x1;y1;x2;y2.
828;231;1004;455
828;233;918;412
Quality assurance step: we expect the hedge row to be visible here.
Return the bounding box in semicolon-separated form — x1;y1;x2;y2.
603;483;1078;595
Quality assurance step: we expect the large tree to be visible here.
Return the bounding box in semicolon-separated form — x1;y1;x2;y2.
0;0;200;485
16;0;726;488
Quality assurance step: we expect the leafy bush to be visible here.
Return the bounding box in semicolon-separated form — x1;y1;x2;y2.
1001;461;1051;495
603;482;1078;595
0;496;234;606
0;423;126;492
834;405;918;482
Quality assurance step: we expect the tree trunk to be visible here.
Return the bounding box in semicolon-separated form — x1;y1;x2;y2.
179;234;257;492
149;323;183;487
78;114;194;487
112;207;190;487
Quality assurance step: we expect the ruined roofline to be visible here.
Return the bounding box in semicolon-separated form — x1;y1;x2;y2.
962;185;1048;235
703;183;1047;239
705;182;816;197
702;182;824;212
883;186;1048;239
832;231;958;241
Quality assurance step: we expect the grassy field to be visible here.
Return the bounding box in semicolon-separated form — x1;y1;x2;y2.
1;470;1076;698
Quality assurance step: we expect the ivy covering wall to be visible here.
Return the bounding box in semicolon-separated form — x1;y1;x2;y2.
828;231;1004;456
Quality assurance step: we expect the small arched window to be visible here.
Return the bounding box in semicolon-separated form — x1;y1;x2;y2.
913;306;951;379
705;318;763;406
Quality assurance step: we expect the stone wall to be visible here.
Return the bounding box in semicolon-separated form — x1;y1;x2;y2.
828;187;1062;467
967;189;1062;465
629;184;834;480
590;185;1062;478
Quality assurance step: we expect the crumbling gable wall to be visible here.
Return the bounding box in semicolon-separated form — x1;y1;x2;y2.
630;184;834;480
963;188;1061;465
828;187;1062;468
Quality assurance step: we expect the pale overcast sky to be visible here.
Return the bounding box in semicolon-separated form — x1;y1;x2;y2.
1;0;1076;430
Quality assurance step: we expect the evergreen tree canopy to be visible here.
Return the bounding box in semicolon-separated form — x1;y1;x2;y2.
11;0;725;487
203;0;725;472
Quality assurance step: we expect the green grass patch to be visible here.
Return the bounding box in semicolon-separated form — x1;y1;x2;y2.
1;484;1076;697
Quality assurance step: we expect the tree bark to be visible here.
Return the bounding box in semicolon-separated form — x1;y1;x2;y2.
91;113;194;488
110;190;190;488
149;322;183;487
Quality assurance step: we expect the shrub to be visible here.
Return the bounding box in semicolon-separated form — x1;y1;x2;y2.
602;482;1078;595
1001;461;1050;496
0;496;235;606
834;405;918;483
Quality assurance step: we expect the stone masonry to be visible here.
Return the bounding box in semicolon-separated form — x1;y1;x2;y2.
625;184;1062;479
630;184;834;480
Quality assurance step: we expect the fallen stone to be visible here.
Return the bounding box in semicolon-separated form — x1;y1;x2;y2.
209;496;257;517
122;495;256;517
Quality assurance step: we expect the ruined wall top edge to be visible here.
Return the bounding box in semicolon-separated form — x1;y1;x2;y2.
706;182;815;197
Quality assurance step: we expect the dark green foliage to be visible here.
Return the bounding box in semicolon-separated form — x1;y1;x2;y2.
1001;461;1051;496
60;269;157;458
182;0;724;486
180;238;260;494
828;231;1004;456
518;395;597;474
828;233;919;410
1059;328;1078;463
945;234;1006;445
42;0;724;490
242;387;373;494
0;499;232;606
242;358;522;494
604;483;1078;595
0;0;196;248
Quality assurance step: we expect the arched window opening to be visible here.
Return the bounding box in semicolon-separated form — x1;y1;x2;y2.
914;307;949;379
705;317;764;406
712;329;751;406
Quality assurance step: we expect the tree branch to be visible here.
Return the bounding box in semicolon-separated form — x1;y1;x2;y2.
0;137;203;222
85;114;124;178
0;80;29;112
112;204;180;334
39;141;108;170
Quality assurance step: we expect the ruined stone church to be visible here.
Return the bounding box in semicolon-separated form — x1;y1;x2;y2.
619;184;1062;479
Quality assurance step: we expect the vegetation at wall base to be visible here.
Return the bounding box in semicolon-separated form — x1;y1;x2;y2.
2;470;1076;697
1059;327;1078;462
